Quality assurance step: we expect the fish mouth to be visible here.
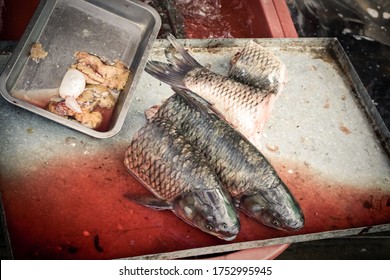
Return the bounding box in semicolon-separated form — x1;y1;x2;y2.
269;216;304;231
216;224;240;241
285;217;305;231
221;234;238;241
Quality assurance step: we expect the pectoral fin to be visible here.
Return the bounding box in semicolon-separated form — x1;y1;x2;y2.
123;192;173;210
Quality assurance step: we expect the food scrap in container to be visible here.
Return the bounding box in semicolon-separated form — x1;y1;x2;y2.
48;53;130;129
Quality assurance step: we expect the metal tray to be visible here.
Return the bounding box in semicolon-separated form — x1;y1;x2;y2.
0;0;161;138
0;38;389;260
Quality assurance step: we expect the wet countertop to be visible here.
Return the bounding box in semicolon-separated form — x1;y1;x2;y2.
0;38;389;259
1;0;389;260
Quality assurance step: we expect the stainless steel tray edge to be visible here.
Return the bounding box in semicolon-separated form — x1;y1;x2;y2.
329;39;390;155
122;223;390;260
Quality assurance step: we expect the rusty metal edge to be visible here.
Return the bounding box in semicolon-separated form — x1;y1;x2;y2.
329;39;390;156
119;224;390;260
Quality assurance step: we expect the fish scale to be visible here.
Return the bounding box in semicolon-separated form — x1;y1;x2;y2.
145;35;277;138
143;35;303;230
229;40;286;94
124;116;240;240
152;91;304;231
184;68;269;134
125;117;227;199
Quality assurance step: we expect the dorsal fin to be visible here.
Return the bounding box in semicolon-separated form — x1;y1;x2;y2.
171;87;229;123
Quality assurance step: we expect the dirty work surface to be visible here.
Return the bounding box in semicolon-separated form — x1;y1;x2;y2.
0;38;389;259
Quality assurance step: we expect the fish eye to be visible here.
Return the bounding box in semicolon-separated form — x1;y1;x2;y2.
272;220;281;227
205;223;214;230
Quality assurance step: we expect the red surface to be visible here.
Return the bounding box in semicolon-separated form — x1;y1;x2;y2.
1;148;389;259
0;0;40;40
271;0;299;37
0;0;309;260
177;0;297;39
0;0;298;40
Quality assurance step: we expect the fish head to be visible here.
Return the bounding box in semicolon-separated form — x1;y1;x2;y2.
239;183;304;231
172;188;240;241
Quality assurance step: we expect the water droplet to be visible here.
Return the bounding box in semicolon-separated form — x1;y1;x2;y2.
367;8;379;18
65;136;77;147
342;28;352;34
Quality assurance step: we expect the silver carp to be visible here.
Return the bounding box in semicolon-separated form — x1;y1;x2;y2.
145;35;281;139
124;116;240;240
148;89;304;231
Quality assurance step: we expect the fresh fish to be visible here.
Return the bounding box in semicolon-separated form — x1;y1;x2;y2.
124;116;240;240
229;40;287;94
145;35;278;140
148;89;304;231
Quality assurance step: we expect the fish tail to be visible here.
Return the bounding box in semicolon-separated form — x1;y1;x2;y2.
145;61;186;88
145;34;202;88
166;34;202;68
